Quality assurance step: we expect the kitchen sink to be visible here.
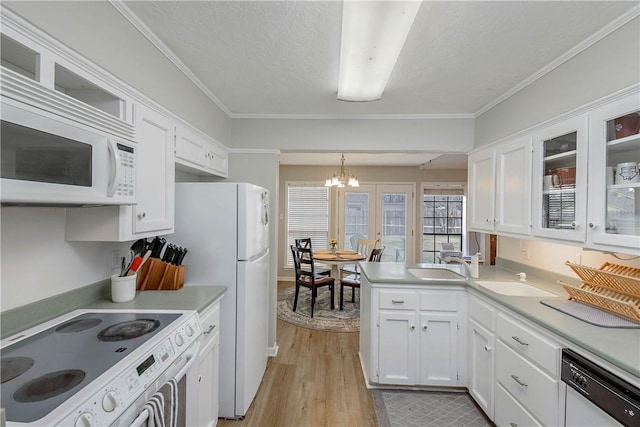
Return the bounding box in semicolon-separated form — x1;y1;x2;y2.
407;268;467;281
474;281;557;297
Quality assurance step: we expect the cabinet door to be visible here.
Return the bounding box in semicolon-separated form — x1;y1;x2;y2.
468;147;495;231
588;92;640;252
206;142;229;178
419;312;458;386
495;136;532;235
532;115;588;242
133;104;175;234
468;318;495;419
378;311;418;385
197;338;220;427
175;126;207;168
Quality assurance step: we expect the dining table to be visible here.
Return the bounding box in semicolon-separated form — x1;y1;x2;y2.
313;250;365;280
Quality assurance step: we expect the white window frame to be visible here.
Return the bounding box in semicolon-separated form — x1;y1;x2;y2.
284;181;330;268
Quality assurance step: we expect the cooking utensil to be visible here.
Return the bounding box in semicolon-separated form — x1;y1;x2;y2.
125;256;143;276
130;239;147;257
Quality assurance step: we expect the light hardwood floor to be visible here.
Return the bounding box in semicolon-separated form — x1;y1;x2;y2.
218;282;377;427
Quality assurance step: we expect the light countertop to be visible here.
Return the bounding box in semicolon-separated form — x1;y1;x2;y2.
359;262;640;380
85;285;227;313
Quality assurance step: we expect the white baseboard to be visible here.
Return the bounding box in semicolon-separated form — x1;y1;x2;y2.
267;342;279;357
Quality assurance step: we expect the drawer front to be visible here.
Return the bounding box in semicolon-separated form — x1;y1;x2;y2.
419;291;459;311
496;341;559;427
497;313;560;375
199;302;220;344
468;294;496;330
495;383;542;427
378;289;418;310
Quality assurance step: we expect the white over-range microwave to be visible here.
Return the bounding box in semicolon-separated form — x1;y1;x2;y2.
0;98;136;206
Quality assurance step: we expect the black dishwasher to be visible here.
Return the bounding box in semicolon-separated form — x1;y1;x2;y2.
561;348;640;427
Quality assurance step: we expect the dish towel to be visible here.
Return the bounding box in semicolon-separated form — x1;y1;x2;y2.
143;378;179;427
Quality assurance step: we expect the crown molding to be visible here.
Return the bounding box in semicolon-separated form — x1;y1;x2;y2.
229;148;281;155
474;5;640;118
231;113;475;120
108;0;233;117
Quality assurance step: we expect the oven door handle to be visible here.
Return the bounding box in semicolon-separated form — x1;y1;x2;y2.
129;341;200;427
174;341;200;380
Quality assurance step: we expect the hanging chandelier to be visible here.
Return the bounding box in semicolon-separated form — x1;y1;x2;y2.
325;154;359;187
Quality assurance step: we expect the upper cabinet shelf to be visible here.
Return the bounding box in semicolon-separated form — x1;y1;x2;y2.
607;133;640;154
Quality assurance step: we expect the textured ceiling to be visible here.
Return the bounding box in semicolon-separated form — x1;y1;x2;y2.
123;1;636;117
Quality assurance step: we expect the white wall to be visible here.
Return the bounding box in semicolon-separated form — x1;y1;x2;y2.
231;117;474;153
498;237;639;277
475;17;640;147
0;207;127;311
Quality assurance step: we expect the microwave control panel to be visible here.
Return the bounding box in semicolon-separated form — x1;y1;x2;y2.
116;143;135;198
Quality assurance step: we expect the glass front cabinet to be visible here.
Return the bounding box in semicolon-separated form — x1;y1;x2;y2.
532;115;589;242
588;92;640;251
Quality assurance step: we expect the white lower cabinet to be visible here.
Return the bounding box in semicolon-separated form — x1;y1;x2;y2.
468;318;495;419
363;281;466;387
494;383;542;427
191;300;221;427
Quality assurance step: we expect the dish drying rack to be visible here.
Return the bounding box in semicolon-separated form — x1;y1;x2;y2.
558;261;640;322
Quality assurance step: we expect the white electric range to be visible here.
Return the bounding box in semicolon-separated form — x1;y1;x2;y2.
0;309;201;426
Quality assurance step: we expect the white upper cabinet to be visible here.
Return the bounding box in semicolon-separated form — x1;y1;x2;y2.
132;103;175;235
468;147;495;232
587;92;640;253
531;114;589;242
175;125;228;178
468;135;531;236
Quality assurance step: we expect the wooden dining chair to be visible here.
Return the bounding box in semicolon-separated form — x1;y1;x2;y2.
294;238;331;276
291;245;335;318
340;247;384;310
340;237;377;279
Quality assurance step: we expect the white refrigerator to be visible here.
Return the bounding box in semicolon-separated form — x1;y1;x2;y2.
172;182;269;419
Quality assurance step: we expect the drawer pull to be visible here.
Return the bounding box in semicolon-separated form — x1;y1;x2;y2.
204;324;216;335
391;300;405;304
511;336;529;346
511;374;528;387
484;345;491;352
510;423;518;427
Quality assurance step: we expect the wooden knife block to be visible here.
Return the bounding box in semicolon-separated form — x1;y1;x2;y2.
136;258;185;291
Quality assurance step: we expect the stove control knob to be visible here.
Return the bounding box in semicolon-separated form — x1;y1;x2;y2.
74;412;94;427
185;324;195;337
102;391;119;412
175;333;185;346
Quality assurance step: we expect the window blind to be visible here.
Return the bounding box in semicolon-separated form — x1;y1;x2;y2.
286;184;329;266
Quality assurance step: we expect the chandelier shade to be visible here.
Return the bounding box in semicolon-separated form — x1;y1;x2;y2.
325;154;359;188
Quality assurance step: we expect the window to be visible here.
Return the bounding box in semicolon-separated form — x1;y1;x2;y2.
422;186;465;263
286;183;329;266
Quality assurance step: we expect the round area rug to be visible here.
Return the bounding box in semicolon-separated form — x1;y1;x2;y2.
277;285;359;332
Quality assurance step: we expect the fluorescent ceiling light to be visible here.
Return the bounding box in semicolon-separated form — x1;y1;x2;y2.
338;0;422;102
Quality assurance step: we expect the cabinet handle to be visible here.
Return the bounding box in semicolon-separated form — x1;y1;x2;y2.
589;222;597;229
137;212;146;219
510;423;518;427
571;221;578;230
391;300;404;304
511;336;529;346
422;325;428;331
511;374;528;387
204;324;216;335
410;325;416;331
484;345;491;352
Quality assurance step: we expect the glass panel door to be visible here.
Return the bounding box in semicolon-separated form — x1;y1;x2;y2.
603;110;640;237
376;185;414;263
542;131;577;231
532;115;588;242
338;184;414;262
339;185;375;250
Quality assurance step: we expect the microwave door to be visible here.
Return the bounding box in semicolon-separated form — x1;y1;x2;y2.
0;101;135;206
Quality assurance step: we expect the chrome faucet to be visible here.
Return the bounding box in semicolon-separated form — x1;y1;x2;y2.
442;254;480;278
